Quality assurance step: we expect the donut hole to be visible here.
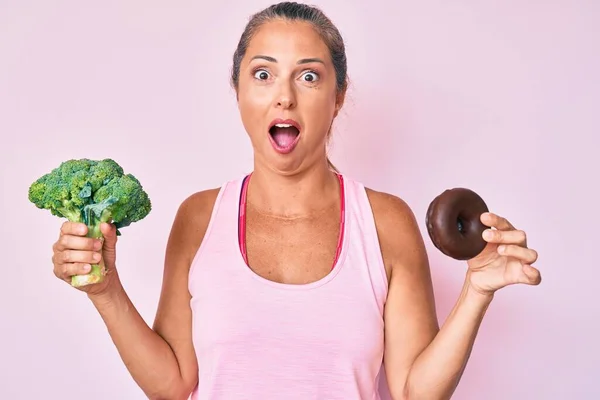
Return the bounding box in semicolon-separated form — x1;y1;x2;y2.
456;215;466;234
456;211;479;237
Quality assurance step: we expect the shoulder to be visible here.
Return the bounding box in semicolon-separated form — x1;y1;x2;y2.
167;186;222;263
363;186;428;275
364;186;422;244
364;187;417;226
176;187;221;226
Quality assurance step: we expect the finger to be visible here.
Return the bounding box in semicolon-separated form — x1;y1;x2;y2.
60;221;88;237
519;264;542;285
54;262;92;281
100;222;116;237
483;228;527;246
100;223;117;250
54;235;102;252
481;212;515;231
58;249;102;265
498;244;538;264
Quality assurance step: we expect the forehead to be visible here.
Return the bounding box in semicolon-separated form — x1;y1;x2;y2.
246;19;330;60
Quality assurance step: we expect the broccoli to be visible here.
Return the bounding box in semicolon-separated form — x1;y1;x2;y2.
28;158;151;287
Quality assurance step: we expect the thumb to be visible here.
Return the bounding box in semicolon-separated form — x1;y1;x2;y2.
100;222;118;249
522;264;542;285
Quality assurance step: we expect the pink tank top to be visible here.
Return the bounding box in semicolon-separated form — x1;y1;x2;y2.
188;174;389;399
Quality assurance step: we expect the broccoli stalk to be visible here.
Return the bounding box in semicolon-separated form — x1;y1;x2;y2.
70;197;117;287
28;159;151;287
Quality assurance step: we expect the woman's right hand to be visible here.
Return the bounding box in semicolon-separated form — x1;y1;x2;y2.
52;221;121;297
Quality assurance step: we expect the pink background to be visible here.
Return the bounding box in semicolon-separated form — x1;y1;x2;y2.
1;1;598;399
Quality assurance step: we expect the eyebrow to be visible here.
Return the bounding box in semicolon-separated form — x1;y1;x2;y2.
250;55;325;65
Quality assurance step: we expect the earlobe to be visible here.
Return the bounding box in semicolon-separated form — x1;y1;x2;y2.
333;102;342;118
335;92;346;115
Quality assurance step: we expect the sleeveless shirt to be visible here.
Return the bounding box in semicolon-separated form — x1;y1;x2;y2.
188;174;389;399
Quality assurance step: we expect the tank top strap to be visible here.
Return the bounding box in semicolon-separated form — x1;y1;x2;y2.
187;176;246;289
341;176;389;313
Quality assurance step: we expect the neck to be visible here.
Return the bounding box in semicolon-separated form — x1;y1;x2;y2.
247;160;340;218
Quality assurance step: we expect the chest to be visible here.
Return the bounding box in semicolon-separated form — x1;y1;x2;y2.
190;273;385;367
244;207;342;285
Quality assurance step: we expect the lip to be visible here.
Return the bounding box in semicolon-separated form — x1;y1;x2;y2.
268;118;302;155
268;118;302;132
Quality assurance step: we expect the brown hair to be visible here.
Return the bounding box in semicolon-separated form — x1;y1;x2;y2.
230;1;348;172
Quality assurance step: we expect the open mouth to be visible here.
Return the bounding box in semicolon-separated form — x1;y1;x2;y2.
268;119;301;151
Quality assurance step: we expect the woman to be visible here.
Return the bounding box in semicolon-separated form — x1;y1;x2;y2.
51;2;541;399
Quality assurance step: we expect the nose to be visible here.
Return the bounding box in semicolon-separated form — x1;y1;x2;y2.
275;81;296;109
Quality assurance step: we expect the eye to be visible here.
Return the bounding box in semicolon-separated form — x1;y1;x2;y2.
254;69;270;81
301;71;319;82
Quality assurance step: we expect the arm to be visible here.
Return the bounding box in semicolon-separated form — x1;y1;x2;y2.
88;189;219;400
402;276;492;400
368;190;491;400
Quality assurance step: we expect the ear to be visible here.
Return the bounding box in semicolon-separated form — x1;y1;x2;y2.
333;90;346;118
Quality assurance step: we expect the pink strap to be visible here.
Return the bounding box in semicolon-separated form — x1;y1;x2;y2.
238;173;346;270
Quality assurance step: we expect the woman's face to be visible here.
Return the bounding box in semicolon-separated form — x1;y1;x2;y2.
237;19;344;174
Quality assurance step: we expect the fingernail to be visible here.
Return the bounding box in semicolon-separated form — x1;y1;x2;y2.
93;253;101;261
94;240;102;250
82;264;91;272
483;230;493;239
497;245;506;253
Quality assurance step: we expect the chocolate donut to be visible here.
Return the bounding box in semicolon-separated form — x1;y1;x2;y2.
425;188;489;260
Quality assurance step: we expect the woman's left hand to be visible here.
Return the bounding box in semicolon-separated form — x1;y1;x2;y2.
467;212;542;296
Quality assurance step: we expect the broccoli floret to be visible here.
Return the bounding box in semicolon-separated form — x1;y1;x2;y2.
28;158;151;287
87;158;124;191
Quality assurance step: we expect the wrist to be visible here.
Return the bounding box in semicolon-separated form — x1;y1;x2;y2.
463;274;495;308
465;282;494;305
87;279;125;308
